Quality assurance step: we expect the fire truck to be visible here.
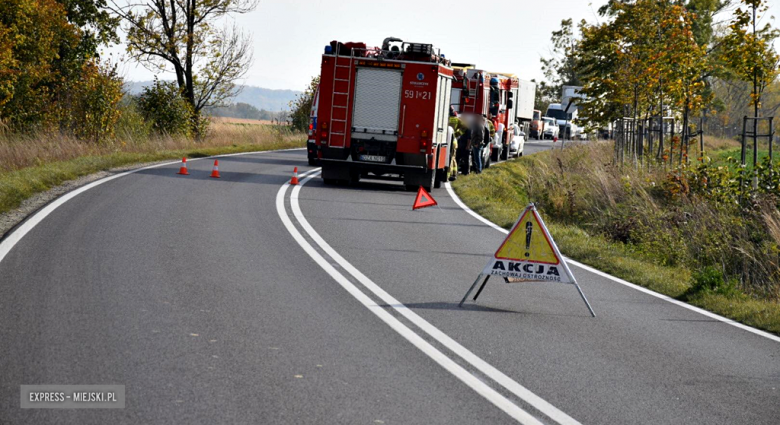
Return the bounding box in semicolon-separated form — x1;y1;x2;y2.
312;37;454;191
450;67;535;162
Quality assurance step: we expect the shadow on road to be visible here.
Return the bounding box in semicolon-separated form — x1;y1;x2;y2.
321;216;488;228
132;166;293;184
381;302;521;314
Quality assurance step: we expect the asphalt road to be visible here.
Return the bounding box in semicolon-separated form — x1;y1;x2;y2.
1;144;778;424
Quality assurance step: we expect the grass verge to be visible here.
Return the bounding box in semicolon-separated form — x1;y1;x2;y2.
452;148;780;336
0;137;304;216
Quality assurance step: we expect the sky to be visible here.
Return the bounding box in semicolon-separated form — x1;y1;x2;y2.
110;0;611;90
110;0;780;92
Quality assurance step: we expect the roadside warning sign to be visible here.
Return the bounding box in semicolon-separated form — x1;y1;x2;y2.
412;186;437;210
459;203;595;317
484;206;570;283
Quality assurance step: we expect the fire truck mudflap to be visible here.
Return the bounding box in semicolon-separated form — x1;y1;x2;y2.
316;38;453;191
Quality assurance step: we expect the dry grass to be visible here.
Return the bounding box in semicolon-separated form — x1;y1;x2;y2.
703;135;741;152
0;122;300;173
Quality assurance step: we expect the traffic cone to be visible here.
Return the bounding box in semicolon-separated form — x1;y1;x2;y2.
290;167;299;185
177;157;189;175
210;159;221;178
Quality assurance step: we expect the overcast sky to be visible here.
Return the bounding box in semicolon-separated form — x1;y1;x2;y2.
110;0;779;92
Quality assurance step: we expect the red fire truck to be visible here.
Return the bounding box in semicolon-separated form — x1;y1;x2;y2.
450;67;524;162
312;37;454;191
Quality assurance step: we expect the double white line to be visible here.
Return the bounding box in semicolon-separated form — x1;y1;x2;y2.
276;169;581;425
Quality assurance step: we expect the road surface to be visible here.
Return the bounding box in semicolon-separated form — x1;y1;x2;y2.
1;145;778;424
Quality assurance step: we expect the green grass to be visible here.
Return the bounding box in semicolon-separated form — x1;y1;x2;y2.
713;147;774;169
0;139;304;216
452;156;780;336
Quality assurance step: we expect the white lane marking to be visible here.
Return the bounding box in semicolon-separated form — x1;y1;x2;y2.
445;182;780;344
289;173;581;425
277;175;547;425
0;148;306;265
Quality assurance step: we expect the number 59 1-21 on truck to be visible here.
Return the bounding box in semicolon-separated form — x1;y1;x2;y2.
311;37;454;191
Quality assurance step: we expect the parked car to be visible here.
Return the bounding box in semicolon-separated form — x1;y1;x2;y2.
508;126;526;157
542;117;559;140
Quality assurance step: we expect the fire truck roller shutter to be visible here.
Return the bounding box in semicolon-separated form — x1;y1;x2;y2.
351;68;403;138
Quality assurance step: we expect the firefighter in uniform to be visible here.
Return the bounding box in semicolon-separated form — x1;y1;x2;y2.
446;125;457;181
457;128;472;175
470;116;485;174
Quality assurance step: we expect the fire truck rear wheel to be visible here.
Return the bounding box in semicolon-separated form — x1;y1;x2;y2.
348;170;361;185
424;169;436;191
434;169;445;189
323;178;338;185
308;159;317;166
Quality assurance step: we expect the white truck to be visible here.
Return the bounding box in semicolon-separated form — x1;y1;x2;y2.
546;85;586;140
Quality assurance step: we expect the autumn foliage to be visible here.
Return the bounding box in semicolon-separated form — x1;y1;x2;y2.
0;0;122;139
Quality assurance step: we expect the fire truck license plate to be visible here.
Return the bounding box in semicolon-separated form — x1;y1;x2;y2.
359;155;386;163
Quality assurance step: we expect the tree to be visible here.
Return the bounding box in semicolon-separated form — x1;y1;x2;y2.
0;0;80;128
58;0;119;74
540;19;584;97
110;0;257;136
0;0;122;136
578;1;709;134
718;0;779;115
289;76;319;132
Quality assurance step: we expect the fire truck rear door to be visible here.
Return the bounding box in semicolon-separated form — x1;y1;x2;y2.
352;68;403;139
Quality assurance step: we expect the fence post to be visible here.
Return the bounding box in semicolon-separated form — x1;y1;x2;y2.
769;117;774;168
670;119;675;167
699;116;705;163
741;115;747;166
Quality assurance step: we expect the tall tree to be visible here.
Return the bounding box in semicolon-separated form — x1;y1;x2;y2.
540;18;583;97
110;0;257;135
718;0;779;116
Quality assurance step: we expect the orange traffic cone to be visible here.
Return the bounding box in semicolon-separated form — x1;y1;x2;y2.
177;157;189;175
290;167;299;185
210;159;221;178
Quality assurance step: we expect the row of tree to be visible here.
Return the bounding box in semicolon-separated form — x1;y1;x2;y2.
539;0;779;142
0;0;258;139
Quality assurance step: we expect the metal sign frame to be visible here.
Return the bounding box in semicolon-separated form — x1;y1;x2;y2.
458;203;596;317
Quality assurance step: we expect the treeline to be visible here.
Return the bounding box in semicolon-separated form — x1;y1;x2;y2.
0;0;263;141
539;0;779;139
205;103;288;122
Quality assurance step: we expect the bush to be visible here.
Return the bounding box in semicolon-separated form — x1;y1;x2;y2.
115;95;152;141
58;61;124;143
137;79;194;137
689;266;741;298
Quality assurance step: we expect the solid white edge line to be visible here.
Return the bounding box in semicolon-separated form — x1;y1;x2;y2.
0;148;306;265
291;173;581;425
277;175;544;425
444;182;780;344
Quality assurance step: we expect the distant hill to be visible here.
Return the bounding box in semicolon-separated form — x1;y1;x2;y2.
124;81;300;112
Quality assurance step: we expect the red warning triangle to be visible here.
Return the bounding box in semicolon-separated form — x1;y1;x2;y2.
412;186;437;210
